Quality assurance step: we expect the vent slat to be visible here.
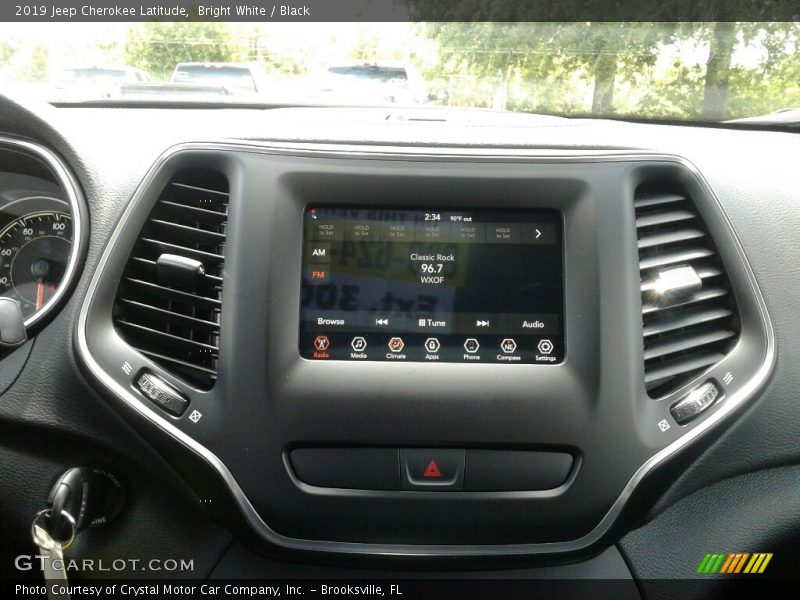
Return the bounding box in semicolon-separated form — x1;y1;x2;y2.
641;287;729;315
118;298;220;331
636;209;696;228
149;218;227;243
172;181;230;198
638;247;715;271
137;349;219;377
116;320;219;352
643;328;736;361
114;169;228;389
643;307;733;338
644;352;724;386
159;200;227;226
636;184;740;398
124;277;221;307
637;228;705;249
633;193;687;209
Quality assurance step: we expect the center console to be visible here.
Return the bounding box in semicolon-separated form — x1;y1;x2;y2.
76;144;773;558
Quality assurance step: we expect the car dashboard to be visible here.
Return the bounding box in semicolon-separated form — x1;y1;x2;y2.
1;94;798;595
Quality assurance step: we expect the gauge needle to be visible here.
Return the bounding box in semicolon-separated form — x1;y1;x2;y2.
36;280;45;311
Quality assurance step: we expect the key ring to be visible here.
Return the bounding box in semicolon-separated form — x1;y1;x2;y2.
32;508;76;551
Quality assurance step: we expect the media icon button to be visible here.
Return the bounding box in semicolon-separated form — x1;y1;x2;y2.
500;338;517;354
464;338;480;353
388;337;405;353
424;338;441;353
351;337;367;352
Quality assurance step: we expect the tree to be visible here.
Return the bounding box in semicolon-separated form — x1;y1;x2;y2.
552;23;672;114
124;23;247;80
0;41;18;68
419;22;671;114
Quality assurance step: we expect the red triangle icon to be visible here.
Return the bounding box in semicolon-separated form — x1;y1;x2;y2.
423;460;442;478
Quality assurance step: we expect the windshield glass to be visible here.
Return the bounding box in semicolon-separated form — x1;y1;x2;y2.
1;22;798;121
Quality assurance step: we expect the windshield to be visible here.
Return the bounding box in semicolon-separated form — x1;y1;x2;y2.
1;22;798;121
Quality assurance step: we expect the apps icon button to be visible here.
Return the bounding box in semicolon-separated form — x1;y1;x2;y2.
424;338;441;353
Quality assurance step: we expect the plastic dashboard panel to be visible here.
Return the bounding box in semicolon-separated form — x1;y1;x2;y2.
75;144;774;557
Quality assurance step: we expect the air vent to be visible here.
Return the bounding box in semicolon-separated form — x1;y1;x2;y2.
635;185;740;398
113;169;228;389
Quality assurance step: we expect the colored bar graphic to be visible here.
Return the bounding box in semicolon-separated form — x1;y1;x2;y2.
732;553;749;573
719;554;736;573
758;554;773;573
699;552;773;575
696;553;712;574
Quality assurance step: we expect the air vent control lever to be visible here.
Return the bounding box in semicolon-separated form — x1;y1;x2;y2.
156;253;205;292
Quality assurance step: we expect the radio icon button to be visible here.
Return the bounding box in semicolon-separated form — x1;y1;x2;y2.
313;335;330;351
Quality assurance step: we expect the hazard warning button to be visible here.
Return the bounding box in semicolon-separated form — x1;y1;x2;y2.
400;448;465;491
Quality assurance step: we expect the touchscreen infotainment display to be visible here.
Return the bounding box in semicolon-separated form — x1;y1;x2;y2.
299;207;564;364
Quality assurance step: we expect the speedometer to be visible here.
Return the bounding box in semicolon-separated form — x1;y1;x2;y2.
0;210;73;320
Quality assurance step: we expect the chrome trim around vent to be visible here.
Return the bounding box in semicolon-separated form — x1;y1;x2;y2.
0;136;86;329
75;143;775;557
